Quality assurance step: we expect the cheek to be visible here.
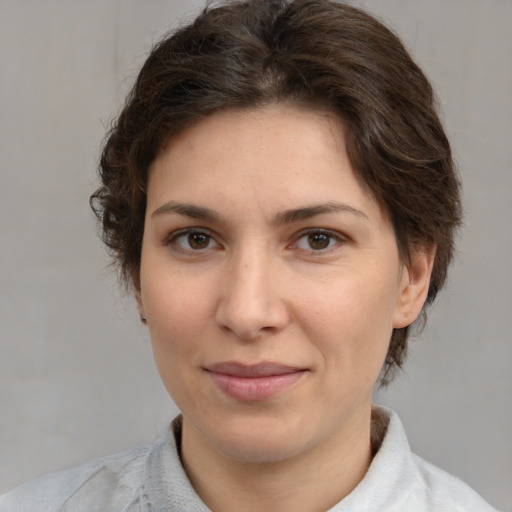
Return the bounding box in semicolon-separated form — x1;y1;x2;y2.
143;275;215;362
144;279;213;406
298;271;398;366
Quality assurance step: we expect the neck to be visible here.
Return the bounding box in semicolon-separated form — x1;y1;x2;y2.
180;407;373;512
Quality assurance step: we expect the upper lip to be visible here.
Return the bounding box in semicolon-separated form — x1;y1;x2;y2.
206;362;305;377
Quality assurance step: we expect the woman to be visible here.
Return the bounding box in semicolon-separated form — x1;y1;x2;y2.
0;0;500;510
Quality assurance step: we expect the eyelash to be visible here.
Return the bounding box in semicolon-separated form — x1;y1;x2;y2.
291;229;346;253
163;228;346;254
164;228;220;253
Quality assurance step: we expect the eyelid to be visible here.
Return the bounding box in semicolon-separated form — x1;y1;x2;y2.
289;228;348;252
164;227;221;251
162;226;347;253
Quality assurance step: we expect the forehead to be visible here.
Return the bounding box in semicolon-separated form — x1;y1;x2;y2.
147;105;384;224
159;105;343;161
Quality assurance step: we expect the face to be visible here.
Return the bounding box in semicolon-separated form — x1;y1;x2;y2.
137;105;431;465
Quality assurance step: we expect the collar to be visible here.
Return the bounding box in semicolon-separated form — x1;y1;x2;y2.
142;406;420;511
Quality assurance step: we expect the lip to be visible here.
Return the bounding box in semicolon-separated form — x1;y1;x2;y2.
206;362;307;402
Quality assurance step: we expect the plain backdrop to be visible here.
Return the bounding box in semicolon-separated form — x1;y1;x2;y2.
0;0;510;509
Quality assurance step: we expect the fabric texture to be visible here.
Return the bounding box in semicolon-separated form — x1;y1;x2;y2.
0;406;499;511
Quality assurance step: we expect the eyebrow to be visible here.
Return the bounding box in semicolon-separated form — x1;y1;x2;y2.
151;201;219;221
273;202;368;225
151;201;368;224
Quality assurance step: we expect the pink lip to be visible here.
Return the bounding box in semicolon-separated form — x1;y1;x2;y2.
206;362;307;402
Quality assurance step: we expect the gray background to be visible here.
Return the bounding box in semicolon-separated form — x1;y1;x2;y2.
0;0;510;509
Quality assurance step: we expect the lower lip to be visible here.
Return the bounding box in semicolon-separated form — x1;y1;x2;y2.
208;371;306;401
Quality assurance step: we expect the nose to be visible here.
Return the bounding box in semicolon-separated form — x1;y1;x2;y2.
215;247;290;340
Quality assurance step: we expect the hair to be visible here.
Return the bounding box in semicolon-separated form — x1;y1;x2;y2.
91;0;462;384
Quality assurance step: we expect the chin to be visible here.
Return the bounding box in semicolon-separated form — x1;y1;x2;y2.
201;412;316;464
215;433;307;464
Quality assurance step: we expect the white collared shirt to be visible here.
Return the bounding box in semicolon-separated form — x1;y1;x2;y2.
0;406;499;511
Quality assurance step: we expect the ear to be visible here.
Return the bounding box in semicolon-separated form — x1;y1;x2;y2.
135;290;147;324
393;245;436;329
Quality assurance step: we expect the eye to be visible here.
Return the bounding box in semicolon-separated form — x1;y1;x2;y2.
166;229;220;252
292;230;343;252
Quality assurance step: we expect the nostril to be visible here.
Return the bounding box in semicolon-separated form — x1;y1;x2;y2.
214;260;290;339
215;301;289;341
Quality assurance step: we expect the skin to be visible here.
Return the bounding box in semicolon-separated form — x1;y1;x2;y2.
136;105;433;512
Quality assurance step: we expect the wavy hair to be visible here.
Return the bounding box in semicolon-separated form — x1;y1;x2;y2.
91;0;462;383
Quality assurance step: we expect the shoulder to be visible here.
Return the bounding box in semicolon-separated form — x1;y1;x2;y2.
0;445;150;512
407;454;500;512
365;406;500;512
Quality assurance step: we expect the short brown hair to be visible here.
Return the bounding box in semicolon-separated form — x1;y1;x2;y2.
91;0;462;383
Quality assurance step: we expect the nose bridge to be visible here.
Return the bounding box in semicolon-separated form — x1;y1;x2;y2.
216;240;288;339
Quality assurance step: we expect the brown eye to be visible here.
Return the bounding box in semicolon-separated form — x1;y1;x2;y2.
188;232;211;249
167;229;219;252
292;230;341;252
308;232;331;250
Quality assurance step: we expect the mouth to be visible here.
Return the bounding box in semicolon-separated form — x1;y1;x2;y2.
205;362;307;401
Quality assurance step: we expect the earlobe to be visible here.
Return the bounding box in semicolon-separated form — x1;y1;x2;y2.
135;291;147;324
393;246;436;329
